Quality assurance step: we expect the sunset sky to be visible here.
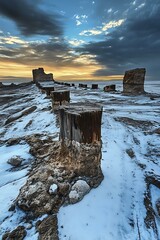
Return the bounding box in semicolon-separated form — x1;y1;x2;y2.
0;0;160;81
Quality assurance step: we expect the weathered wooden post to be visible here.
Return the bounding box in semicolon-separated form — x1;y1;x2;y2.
41;86;55;96
92;84;98;89
59;103;103;187
59;104;102;144
123;68;146;94
51;90;70;106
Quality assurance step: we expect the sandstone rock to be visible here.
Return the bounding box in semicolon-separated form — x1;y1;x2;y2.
2;226;26;240
123;68;146;94
7;156;23;167
69;180;90;204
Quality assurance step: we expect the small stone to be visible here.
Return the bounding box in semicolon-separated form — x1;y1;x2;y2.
49;184;58;195
7;156;23;167
8;203;16;211
48;176;54;184
26;223;32;230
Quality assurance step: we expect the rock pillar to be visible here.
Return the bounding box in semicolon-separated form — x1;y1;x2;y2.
123;68;146;94
32;68;54;82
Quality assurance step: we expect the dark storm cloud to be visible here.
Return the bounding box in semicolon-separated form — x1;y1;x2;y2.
0;38;83;68
0;0;63;36
77;0;160;79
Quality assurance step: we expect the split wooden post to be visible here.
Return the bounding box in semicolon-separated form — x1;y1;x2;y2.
59;104;102;144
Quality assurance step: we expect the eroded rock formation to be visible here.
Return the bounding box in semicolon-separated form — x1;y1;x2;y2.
123;68;146;94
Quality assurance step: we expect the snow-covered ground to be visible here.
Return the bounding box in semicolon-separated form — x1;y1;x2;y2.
0;81;160;239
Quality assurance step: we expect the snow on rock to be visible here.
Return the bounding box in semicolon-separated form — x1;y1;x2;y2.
49;184;58;194
7;156;23;167
69;180;90;204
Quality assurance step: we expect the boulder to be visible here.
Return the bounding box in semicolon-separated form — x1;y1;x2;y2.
69;180;90;204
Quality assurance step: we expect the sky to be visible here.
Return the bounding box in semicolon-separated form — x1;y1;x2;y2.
0;0;160;81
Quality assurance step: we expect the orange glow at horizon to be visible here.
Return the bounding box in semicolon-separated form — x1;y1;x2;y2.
0;60;123;81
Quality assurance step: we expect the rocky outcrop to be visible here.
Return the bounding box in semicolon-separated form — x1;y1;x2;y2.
16;129;103;217
32;68;53;82
123;68;146;94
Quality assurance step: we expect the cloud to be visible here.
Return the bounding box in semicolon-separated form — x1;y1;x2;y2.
0;0;63;36
76;0;160;80
73;14;88;26
0;34;28;46
102;19;125;31
76;20;82;26
79;19;125;36
68;39;86;47
80;29;102;36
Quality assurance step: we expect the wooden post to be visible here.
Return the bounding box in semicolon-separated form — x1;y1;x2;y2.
59;104;102;144
51;90;70;106
92;84;98;89
104;85;116;92
41;86;55;96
